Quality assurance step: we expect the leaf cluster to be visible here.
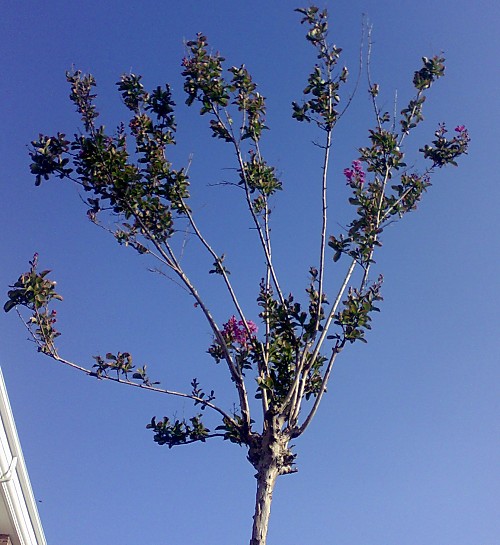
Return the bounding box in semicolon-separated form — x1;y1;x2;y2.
420;124;471;167
254;271;327;403
413;55;445;90
332;276;383;344
292;6;347;130
182;34;268;145
91;352;160;386
147;414;211;448
239;152;282;214
190;378;215;410
29;70;191;253
30;133;72;186
4;254;62;354
215;414;249;445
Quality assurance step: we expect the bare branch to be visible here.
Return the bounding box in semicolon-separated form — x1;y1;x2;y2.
179;195;255;344
295;342;343;436
310;258;357;368
15;308;237;425
315;128;332;335
366;24;383;131
210;104;285;305
167;256;253;431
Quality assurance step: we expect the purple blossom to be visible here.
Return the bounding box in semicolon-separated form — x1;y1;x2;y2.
344;160;366;186
222;316;258;346
453;125;470;150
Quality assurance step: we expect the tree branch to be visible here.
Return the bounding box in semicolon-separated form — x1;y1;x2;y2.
281;258;357;421
360;165;390;291
294;341;344;436
211;105;285;305
315;127;332;335
16;309;238;425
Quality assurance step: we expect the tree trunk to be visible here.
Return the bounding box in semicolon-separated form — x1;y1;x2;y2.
249;455;279;545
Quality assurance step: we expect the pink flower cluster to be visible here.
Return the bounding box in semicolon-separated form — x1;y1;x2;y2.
222;316;258;346
454;124;470;143
344;160;366;187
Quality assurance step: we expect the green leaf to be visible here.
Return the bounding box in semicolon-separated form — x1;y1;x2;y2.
3;300;16;313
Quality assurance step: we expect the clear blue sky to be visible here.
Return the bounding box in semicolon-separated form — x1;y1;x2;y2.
1;1;499;544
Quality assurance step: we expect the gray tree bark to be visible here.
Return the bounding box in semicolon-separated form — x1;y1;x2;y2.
250;456;279;545
249;413;295;545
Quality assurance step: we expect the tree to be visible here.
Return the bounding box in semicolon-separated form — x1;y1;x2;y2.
5;6;469;544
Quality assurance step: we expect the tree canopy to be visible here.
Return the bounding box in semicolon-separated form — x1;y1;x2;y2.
3;3;491;545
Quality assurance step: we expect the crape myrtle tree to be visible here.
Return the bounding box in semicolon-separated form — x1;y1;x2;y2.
5;6;469;545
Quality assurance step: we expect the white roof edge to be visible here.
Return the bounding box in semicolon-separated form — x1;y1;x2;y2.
0;368;46;545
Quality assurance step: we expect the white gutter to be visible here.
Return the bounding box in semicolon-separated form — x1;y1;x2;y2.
0;369;46;545
0;456;18;483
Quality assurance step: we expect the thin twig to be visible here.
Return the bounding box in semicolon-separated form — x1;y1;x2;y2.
178;195;254;344
366;24;382;131
337;16;365;121
211;104;285;305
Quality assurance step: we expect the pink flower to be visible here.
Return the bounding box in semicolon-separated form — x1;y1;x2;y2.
344;160;366;186
246;320;258;335
455;125;466;133
222;316;258;346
